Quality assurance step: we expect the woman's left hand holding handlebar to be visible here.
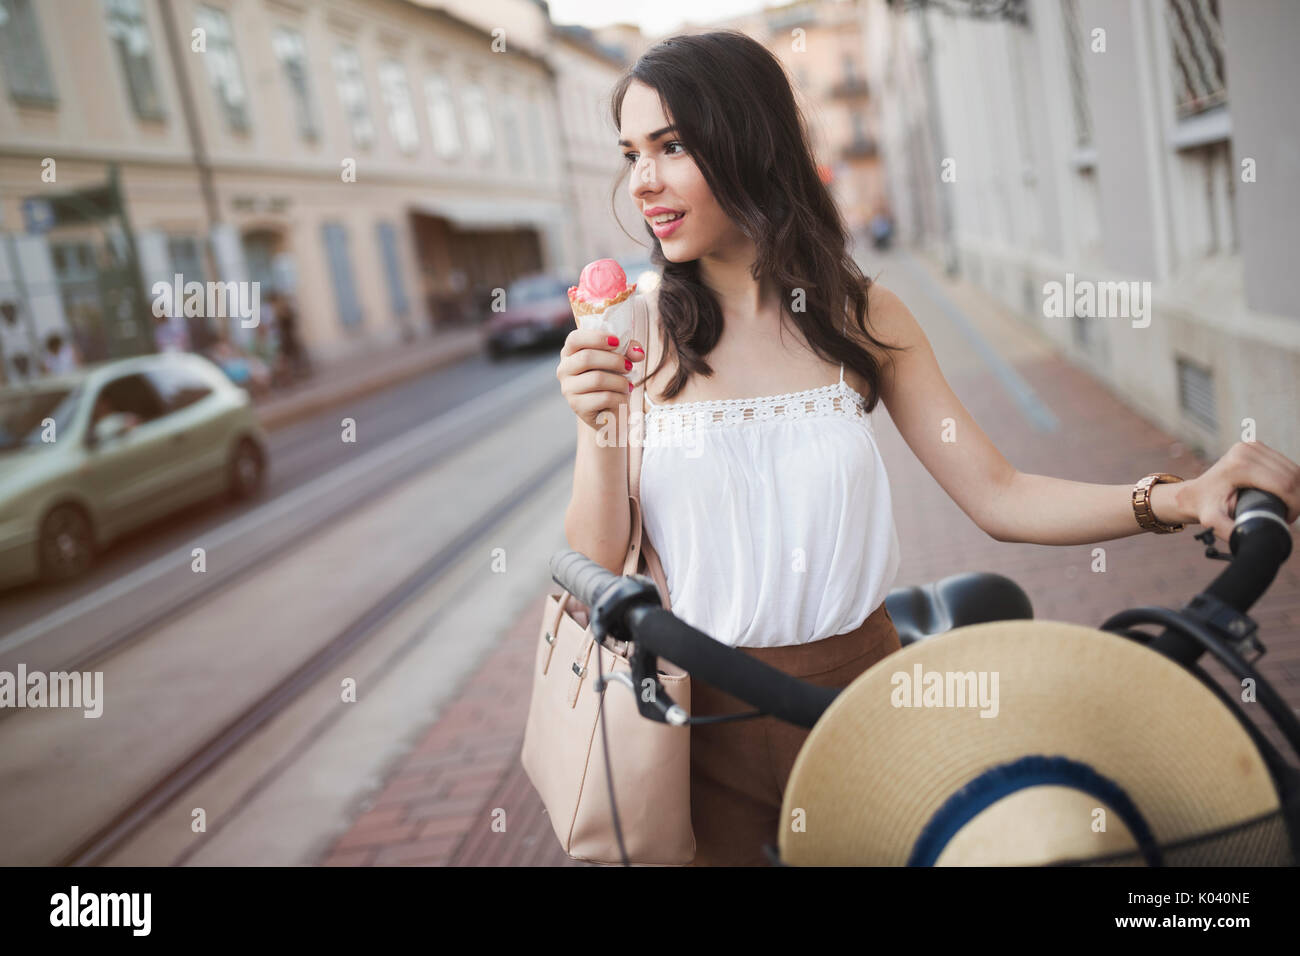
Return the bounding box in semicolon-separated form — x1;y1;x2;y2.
1175;440;1300;542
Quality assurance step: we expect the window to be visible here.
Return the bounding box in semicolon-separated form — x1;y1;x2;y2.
195;5;249;131
376;222;409;319
332;45;374;149
525;90;547;177
852;112;868;142
501;90;523;173
461;82;494;158
321;223;363;327
167;236;206;283
1176;356;1217;430
1165;0;1227;118
146;363;213;413
51;242;110;363
0;386;78;450
423;73;461;159
271;26;318;141
377;60;419;154
0;0;58;105
167;236;216;351
103;0;164;119
94;373;168;426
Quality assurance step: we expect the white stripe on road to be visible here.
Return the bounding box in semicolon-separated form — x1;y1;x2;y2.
0;361;559;656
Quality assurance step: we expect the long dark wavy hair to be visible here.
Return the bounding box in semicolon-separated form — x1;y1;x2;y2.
609;30;907;412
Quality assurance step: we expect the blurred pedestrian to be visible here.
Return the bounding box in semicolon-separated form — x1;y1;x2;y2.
153;313;191;353
250;319;290;389
269;291;310;380
870;211;894;250
205;327;271;398
43;332;80;375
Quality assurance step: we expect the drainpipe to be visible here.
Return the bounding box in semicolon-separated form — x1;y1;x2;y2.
915;1;958;275
158;0;219;229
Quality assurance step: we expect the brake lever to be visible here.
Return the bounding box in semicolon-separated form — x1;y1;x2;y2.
626;642;690;726
594;659;689;725
1195;528;1233;561
586;575;690;726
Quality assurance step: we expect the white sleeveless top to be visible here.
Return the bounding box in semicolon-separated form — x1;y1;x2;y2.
639;328;902;649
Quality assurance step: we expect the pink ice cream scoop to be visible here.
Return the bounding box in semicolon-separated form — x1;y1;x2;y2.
566;258;639;357
568;259;630;308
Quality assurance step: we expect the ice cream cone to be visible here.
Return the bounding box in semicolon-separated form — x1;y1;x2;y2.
568;259;639;354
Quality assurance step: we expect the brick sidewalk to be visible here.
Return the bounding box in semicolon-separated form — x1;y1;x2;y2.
316;251;1300;866
316;590;588;867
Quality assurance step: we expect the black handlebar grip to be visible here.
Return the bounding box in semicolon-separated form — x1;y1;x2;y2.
1207;488;1293;615
1234;487;1287;521
634;607;838;729
550;549;619;611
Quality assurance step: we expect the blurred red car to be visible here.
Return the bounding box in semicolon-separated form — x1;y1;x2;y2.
483;274;575;359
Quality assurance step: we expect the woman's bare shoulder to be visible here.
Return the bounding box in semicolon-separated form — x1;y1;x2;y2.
856;280;920;352
864;279;904;328
839;281;918;403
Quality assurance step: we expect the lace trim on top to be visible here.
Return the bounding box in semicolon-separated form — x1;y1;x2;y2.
643;379;868;436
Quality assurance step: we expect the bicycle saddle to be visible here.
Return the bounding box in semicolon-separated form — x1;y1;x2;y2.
884;571;1033;646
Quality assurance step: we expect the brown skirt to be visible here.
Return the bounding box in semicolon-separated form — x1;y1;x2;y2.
687;601;902;866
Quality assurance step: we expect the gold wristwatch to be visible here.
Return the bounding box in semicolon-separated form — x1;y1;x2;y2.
1132;472;1185;533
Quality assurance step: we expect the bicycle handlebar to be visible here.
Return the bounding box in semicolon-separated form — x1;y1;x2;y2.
548;550;836;728
627;605;838;728
1147;487;1293;666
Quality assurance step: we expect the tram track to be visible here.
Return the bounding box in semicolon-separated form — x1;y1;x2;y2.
0;358;578;865
59;441;574;866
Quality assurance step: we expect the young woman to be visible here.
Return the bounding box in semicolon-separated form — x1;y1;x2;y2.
556;31;1300;867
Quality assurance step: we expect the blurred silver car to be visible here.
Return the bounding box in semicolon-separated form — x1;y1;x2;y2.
0;351;270;588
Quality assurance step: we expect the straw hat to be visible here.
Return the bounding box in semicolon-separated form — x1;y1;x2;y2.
779;620;1287;866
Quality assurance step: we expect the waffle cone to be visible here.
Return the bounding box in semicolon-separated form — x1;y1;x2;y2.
568;283;636;319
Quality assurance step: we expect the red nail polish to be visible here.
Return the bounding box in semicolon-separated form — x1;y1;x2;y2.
608;335;619;347
632;345;644;354
625;358;633;370
628;381;633;392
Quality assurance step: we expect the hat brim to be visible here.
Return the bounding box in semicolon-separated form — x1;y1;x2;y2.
779;620;1284;865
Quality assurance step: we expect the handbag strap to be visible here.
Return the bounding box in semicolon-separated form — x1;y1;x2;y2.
624;291;671;612
566;292;676;702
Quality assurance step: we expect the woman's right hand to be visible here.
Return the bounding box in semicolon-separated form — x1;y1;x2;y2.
557;329;645;431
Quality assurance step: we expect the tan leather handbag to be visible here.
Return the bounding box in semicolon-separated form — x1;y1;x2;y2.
521;294;695;866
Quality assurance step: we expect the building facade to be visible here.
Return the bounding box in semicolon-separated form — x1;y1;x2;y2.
864;0;1300;460
550;24;648;273
701;0;888;239
0;0;602;381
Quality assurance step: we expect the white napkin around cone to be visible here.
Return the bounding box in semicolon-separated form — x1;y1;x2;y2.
575;292;639;359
